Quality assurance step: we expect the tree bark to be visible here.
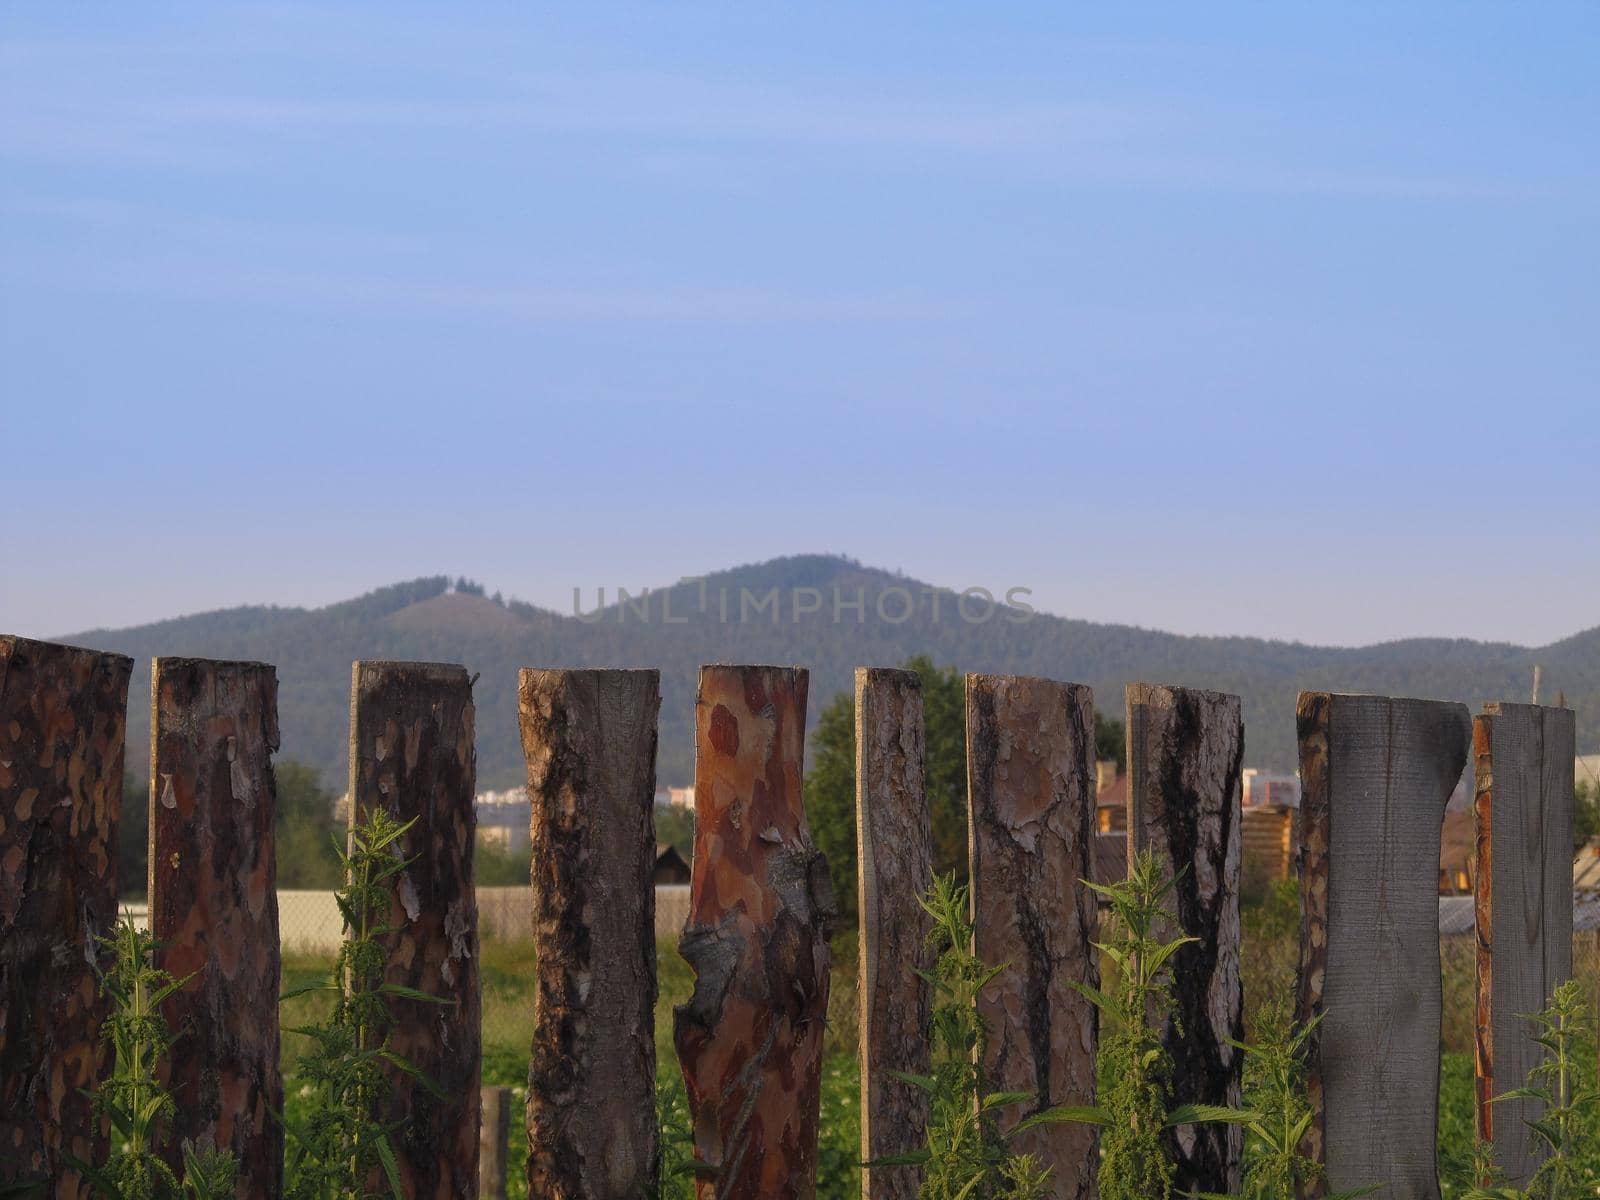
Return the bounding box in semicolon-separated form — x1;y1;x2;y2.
349;660;480;1200
965;673;1098;1200
855;668;932;1200
0;636;131;1198
149;658;282;1199
674;665;833;1200
520;668;660;1200
1473;702;1574;1186
1126;682;1244;1197
1294;692;1469;1200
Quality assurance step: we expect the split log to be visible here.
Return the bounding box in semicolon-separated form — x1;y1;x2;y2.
1295;692;1470;1200
674;665;833;1200
0;636;131;1198
855;668;933;1200
1473;702;1574;1186
965;673;1098;1199
349;660;480;1200
520;668;660;1200
1126;683;1244;1196
149;658;282;1198
479;1087;510;1200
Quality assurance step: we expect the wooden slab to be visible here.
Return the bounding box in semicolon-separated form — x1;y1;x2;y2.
965;674;1098;1199
674;665;833;1199
1295;692;1470;1200
0;636;131;1198
855;668;933;1200
520;668;660;1199
349;660;480;1200
150;658;282;1197
1126;682;1244;1196
1473;702;1575;1186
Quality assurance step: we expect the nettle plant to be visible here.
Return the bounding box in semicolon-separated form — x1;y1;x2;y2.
282;809;450;1200
74;920;238;1200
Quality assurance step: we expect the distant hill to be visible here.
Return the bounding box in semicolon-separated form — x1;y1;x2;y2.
59;554;1600;790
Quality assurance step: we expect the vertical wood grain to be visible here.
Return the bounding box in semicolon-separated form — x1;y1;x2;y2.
0;636;131;1199
479;1087;510;1200
675;665;833;1200
1126;682;1244;1196
1295;692;1470;1200
350;660;480;1200
520;668;660;1200
149;658;282;1198
1473;701;1575;1185
855;668;933;1200
965;673;1098;1199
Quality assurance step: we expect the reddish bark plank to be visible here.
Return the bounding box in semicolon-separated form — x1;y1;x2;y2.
855;667;933;1200
1473;702;1574;1186
1295;692;1470;1200
1126;682;1244;1197
965;673;1098;1200
675;665;834;1200
520;668;660;1200
149;658;282;1198
349;660;480;1200
0;635;132;1198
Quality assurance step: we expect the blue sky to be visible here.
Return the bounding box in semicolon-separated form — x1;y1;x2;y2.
2;4;1595;646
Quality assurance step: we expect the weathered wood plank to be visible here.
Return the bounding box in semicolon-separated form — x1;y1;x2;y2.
479;1086;510;1200
0;636;131;1198
1295;692;1470;1200
965;673;1098;1199
350;660;480;1200
519;668;660;1200
1126;682;1244;1197
675;665;833;1200
149;658;282;1198
1472;702;1575;1186
855;667;933;1200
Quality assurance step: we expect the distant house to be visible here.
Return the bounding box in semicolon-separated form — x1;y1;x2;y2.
1438;809;1476;896
653;843;691;885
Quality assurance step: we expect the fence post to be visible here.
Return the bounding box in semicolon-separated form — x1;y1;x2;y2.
1295;691;1470;1199
675;665;832;1199
519;668;660;1199
856;668;933;1200
349;660;480;1199
965;673;1098;1199
0;636;131;1197
478;1086;509;1200
1473;701;1575;1185
149;657;282;1195
1126;682;1244;1196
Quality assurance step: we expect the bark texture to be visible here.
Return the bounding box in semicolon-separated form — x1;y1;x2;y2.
1295;692;1470;1200
520;668;660;1200
349;661;480;1200
0;636;131;1198
1126;683;1244;1197
854;668;933;1200
675;665;833;1200
149;658;282;1199
1473;702;1574;1186
965;674;1098;1200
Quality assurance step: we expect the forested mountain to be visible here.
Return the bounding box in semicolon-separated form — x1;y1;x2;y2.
60;554;1600;789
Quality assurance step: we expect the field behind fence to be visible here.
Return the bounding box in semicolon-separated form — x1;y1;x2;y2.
0;634;1586;1199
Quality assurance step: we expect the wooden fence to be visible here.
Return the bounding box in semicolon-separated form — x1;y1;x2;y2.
0;634;1580;1200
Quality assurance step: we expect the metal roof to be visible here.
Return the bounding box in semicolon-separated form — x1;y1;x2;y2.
1440;891;1600;937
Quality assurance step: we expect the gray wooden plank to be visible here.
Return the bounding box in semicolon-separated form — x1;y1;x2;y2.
1296;692;1470;1200
855;667;933;1200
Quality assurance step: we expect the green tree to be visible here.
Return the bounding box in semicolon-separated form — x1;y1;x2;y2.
275;761;343;889
119;771;149;900
1575;780;1600;852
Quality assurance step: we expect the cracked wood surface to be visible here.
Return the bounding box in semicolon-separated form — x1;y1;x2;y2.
675;665;834;1200
150;658;282;1199
350;661;480;1200
1126;682;1244;1197
520;668;660;1200
1473;702;1574;1187
1294;692;1469;1200
855;668;933;1200
0;636;131;1198
965;673;1098;1199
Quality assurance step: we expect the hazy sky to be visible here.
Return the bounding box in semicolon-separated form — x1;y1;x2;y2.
3;4;1596;647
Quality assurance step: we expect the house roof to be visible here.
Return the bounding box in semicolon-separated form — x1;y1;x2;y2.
1441;891;1600;936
